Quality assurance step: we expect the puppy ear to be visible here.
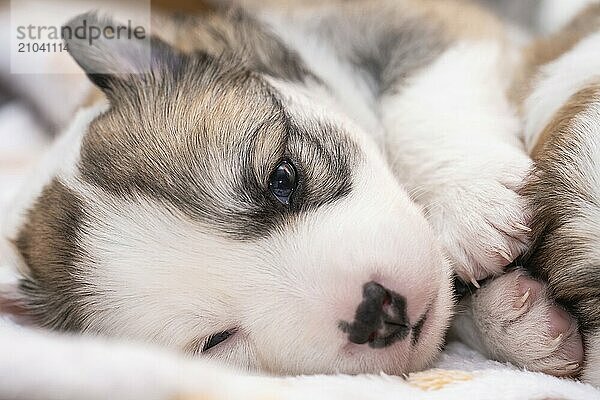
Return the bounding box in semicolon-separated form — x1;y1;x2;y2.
0;279;33;326
0;289;27;322
0;237;33;325
63;12;182;96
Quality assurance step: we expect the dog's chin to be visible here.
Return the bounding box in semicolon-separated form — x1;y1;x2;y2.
407;290;453;372
378;270;454;375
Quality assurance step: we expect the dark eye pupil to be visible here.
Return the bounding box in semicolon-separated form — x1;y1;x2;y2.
269;160;297;205
202;330;234;352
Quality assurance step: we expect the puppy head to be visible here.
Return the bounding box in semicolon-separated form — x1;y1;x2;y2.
8;13;452;375
523;81;600;384
524;82;600;297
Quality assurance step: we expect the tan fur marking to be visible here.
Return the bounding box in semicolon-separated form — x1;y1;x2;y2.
13;178;90;329
151;0;211;13
512;4;600;106
80;87;105;109
412;0;505;40
531;81;600;159
15;179;83;281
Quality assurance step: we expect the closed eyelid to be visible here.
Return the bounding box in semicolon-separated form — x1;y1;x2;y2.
184;329;238;355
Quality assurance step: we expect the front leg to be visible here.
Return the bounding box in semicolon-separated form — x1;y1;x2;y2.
380;42;531;283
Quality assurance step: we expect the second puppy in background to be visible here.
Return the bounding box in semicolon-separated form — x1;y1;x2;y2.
455;2;600;384
521;3;600;386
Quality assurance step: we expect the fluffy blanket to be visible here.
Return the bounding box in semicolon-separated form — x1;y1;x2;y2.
1;315;599;400
1;103;599;400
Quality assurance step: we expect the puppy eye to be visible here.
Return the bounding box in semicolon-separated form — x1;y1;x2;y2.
268;160;298;205
202;330;235;352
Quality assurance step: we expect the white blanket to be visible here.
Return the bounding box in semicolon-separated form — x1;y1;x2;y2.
1;316;599;400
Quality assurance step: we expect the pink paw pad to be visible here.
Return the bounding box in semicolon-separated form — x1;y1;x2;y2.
515;275;584;376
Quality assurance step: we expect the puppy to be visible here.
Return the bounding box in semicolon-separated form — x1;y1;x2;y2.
454;3;600;383
521;3;600;385
1;0;536;377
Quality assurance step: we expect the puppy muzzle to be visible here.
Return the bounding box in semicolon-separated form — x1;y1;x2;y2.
339;281;411;348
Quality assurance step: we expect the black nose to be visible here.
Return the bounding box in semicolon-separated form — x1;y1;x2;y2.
339;281;409;348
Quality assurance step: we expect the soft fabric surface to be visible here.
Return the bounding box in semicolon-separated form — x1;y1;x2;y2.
0;316;599;400
0;101;599;399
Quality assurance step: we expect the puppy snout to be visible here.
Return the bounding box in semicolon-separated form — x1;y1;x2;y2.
339;281;410;348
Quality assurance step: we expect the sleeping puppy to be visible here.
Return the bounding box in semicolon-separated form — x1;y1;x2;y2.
0;0;566;378
454;3;600;384
521;3;600;385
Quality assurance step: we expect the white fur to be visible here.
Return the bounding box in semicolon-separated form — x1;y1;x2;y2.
380;40;531;282
263;9;532;282
71;178;451;373
0;103;107;272
0;102;48;207
259;8;385;146
537;0;600;34
523;31;600;153
1;104;105;234
584;329;600;386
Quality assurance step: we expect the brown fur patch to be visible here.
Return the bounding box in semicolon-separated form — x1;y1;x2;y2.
531;82;600;158
512;4;600;107
80;87;105;109
156;8;316;84
522;84;600;332
61;10;359;240
414;0;505;41
151;0;211;14
14;178;88;330
77;59;356;239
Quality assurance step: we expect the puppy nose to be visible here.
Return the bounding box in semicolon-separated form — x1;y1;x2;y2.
339;281;410;348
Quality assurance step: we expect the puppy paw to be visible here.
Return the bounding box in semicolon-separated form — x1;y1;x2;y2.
457;270;584;377
426;151;532;283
